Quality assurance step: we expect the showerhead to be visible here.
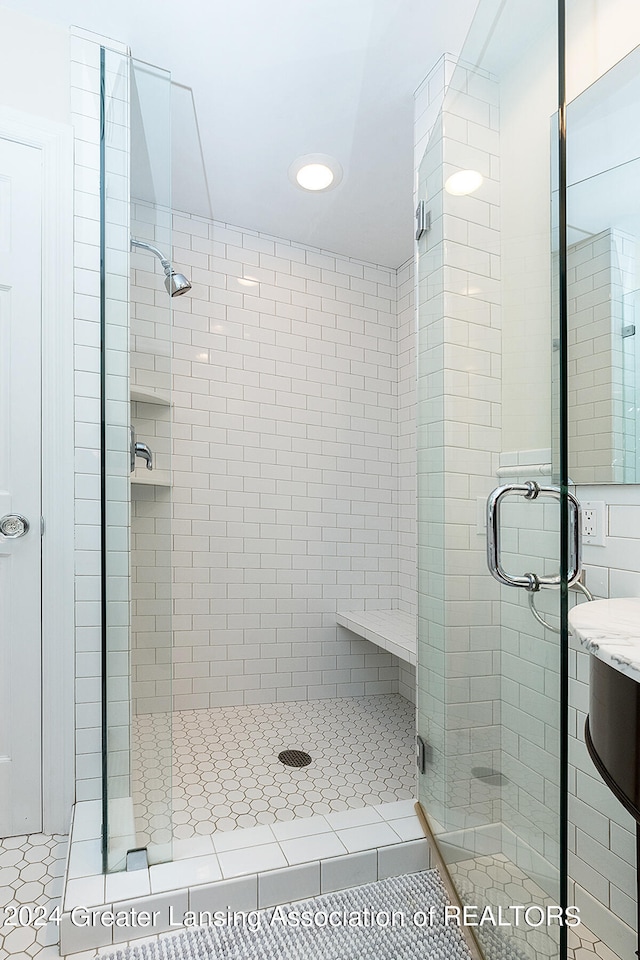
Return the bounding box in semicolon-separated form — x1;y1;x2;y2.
130;237;192;298
164;267;192;298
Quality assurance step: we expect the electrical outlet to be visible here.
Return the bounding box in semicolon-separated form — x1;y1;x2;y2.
583;509;596;537
581;500;606;546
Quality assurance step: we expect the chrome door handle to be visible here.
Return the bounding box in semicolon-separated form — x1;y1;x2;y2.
486;481;581;589
0;514;30;538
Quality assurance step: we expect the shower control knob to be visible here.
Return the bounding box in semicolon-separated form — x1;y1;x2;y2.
0;514;30;538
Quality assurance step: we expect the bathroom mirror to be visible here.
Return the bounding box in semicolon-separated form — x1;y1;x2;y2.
565;45;640;483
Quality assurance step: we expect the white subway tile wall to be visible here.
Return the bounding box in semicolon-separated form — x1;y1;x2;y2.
413;54;458;194
415;58;502;834
72;31;103;805
129;204;417;712
497;474;564;886
102;50;132;816
396;257;416;616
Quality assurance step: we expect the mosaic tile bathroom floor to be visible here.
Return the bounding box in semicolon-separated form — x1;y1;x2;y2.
450;852;624;960
131;694;415;848
0;833;67;960
567;926;624;960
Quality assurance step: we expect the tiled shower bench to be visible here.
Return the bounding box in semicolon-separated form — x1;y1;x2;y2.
336;610;417;666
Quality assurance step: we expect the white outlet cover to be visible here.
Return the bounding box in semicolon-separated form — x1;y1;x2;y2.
580;500;606;546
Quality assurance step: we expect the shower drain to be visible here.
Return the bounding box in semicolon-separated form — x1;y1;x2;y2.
278;749;312;768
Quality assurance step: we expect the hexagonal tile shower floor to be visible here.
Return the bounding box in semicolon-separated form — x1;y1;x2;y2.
131;694;415;846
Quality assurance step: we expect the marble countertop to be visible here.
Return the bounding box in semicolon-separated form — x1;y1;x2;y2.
568;597;640;682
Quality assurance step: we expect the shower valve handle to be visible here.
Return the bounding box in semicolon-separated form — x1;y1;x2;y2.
130;425;154;472
134;441;153;471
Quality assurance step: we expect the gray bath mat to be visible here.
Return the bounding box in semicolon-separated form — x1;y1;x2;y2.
101;870;483;960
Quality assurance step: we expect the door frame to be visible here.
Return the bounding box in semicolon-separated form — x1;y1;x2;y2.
0;107;74;836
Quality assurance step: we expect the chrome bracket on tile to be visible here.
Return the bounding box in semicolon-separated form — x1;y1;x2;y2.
415;200;431;241
126;848;149;871
486;481;582;589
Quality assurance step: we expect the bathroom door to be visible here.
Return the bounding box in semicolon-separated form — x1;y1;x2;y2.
0;136;43;837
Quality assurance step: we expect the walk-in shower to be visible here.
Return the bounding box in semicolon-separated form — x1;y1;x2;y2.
96;4;639;958
101;49;417;879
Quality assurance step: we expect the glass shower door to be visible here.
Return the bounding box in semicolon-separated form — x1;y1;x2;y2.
102;51;174;871
127;57;174;868
415;2;567;959
101;44;135;874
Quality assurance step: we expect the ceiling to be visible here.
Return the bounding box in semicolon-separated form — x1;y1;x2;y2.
6;0;479;266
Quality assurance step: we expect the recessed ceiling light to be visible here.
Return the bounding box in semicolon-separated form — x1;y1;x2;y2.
288;154;343;193
297;163;334;191
445;169;484;196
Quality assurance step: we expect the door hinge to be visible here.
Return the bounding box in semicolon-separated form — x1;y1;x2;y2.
40;516;45;536
416;735;431;773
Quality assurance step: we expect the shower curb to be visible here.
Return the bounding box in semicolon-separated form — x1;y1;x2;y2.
59;800;429;955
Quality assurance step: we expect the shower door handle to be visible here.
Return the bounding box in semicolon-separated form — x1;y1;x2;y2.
486;481;582;589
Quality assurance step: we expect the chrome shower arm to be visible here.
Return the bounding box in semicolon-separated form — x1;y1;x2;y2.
131;237;171;270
